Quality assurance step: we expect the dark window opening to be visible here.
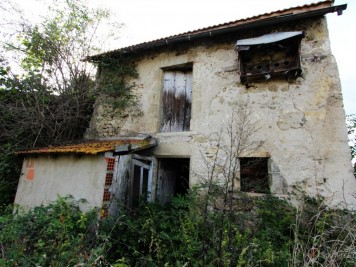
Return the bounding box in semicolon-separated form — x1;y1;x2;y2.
240;157;269;194
160;68;192;132
236;32;304;84
157;158;190;204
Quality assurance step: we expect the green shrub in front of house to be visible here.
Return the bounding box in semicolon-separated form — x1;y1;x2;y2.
0;197;100;266
99;193;290;266
0;194;355;266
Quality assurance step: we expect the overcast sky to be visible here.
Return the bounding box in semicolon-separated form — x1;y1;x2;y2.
12;0;356;114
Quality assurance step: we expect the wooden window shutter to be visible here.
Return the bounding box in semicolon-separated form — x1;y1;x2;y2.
161;71;192;132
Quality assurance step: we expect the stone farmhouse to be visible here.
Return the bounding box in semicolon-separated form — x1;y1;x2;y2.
15;1;356;213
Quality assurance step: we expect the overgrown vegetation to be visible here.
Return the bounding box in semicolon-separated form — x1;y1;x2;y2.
0;2;355;265
96;56;138;110
346;114;356;177
0;197;100;266
0;0;137;207
0;194;354;266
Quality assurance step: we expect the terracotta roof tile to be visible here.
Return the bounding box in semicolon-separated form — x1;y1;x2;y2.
17;139;153;155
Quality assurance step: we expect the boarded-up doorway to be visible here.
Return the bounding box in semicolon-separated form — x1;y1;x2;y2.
157;158;190;204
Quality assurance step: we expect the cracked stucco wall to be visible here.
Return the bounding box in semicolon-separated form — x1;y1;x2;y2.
86;17;356;208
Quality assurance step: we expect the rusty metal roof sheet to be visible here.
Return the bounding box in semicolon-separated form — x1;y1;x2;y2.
87;0;345;61
17;139;155;155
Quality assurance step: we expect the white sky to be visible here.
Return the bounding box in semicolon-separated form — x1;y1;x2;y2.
11;0;356;114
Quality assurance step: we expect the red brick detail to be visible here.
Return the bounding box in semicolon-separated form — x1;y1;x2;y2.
105;173;113;186
106;158;115;171
103;188;111;201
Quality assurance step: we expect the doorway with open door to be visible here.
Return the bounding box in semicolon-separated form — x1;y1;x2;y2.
130;155;153;208
157;158;190;204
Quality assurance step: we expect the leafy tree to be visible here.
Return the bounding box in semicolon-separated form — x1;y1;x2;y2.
346;114;356;177
0;0;122;207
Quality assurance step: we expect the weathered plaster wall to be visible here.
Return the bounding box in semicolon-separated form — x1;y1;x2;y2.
14;154;107;210
86;17;356;208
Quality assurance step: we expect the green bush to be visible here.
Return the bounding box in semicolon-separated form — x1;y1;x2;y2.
100;193;203;266
0;193;354;266
100;193;297;266
0;197;99;266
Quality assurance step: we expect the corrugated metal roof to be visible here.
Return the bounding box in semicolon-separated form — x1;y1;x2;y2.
87;0;344;61
17;139;155;155
236;31;304;46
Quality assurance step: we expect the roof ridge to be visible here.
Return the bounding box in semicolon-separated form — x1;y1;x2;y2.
171;0;334;37
87;0;339;60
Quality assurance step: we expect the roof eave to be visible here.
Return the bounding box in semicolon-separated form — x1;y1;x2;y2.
87;3;346;62
16;137;157;156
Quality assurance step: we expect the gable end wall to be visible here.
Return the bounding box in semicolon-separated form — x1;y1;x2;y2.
86;17;356;208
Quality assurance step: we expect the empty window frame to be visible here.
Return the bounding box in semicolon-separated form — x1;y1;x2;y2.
240;157;269;193
131;157;153;208
236;32;304;84
157;158;190;204
160;67;192;132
